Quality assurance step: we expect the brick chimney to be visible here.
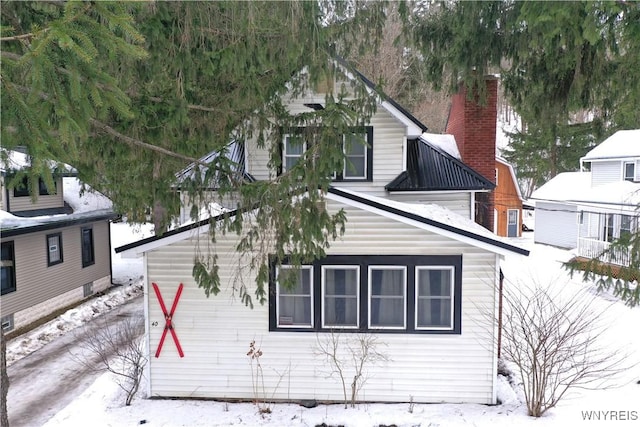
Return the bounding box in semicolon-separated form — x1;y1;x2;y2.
445;76;498;231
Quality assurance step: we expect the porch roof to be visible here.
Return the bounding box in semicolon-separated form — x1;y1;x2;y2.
530;171;640;212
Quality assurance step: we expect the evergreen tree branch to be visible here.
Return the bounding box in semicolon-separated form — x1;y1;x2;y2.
2;78;199;164
88;119;199;163
0;32;42;42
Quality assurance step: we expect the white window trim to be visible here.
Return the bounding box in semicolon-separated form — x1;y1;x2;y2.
275;265;314;328
414;266;455;331
367;265;407;330
282;135;309;173
342;133;368;180
321;265;360;329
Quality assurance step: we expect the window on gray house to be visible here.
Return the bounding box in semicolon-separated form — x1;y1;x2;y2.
81;227;95;267
13;176;57;197
1;241;16;295
46;232;63;266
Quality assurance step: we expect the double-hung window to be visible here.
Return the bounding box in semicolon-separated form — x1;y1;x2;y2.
270;255;462;334
415;267;454;330
322;266;360;328
280;127;373;181
46;233;63;266
1;241;16;295
368;266;406;329
282;134;308;172
275;265;313;328
341;132;368;180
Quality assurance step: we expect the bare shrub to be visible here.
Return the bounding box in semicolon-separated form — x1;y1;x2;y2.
73;314;146;406
246;340;288;415
314;331;389;408
501;279;629;417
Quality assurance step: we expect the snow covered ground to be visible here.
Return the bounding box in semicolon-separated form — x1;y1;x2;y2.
7;226;640;427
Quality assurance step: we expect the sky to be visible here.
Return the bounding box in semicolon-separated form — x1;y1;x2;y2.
5;222;639;427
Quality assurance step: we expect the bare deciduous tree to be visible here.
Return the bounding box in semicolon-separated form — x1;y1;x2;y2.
501;279;630;417
72;315;147;406
314;331;389;408
246;340;289;415
1;329;8;427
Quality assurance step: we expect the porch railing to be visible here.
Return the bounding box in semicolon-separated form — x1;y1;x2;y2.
578;237;631;267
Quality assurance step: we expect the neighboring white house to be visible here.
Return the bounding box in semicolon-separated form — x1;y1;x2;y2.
530;129;640;265
116;65;529;405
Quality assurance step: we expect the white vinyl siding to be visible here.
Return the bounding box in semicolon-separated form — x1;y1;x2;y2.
245;102;406;197
590;160;626;186
533;201;578;249
144;199;500;405
388;192;473;219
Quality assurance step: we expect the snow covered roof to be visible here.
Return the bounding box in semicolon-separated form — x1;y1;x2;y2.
63;177;113;213
581;129;640;161
420;133;461;159
529;171;640;211
0;208;117;237
1;178;115;236
530;172;591;202
116;187;529;258
0;149;77;175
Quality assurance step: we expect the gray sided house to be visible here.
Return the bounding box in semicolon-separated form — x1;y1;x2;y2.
1;151;117;334
118;63;529;405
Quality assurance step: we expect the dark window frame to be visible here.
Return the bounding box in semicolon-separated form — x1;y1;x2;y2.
46;232;63;267
12;176;57;198
269;255;463;335
81;227;95;268
1;241;16;296
278;126;373;182
623;161;636;182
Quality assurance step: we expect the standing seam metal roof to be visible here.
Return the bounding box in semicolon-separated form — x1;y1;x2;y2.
385;138;494;192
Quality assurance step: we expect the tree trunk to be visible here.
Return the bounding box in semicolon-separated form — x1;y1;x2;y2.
152;159;167;235
1;328;9;427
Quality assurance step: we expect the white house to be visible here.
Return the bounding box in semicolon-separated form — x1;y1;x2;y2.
116;65;529;405
530;129;640;265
